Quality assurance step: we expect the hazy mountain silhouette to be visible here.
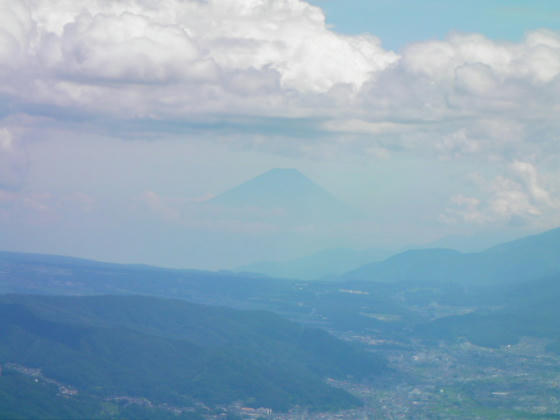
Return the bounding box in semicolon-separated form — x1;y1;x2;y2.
207;168;357;221
239;247;393;281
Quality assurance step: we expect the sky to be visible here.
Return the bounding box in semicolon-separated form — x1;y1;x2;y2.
1;0;559;269
310;0;560;50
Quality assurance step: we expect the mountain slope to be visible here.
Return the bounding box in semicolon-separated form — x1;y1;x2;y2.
0;294;387;413
0;368;200;420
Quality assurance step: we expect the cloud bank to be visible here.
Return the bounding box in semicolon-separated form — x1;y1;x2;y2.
0;0;559;234
0;1;558;145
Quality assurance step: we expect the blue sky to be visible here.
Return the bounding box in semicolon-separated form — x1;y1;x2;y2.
0;0;559;269
310;0;560;50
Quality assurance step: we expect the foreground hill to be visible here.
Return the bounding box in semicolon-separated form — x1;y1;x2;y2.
0;294;387;416
342;227;560;288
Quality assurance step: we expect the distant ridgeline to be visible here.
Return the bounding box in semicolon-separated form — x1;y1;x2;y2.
0;250;291;307
0;294;386;418
341;227;560;288
334;227;560;349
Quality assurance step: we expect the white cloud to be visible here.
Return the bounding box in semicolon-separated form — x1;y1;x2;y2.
322;119;410;135
0;0;559;141
401;30;560;85
454;63;498;95
5;0;397;93
510;161;552;204
54;11;208;83
0;127;28;190
0;128;13;150
436;129;480;157
439;194;485;224
489;175;541;218
441;162;559;226
0;1;33;71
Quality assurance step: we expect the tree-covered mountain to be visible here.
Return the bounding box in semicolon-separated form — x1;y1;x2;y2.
0;294;387;416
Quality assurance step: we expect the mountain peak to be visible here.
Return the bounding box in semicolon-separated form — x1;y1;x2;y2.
210;168;330;207
208;169;355;220
261;168;303;176
251;168;314;184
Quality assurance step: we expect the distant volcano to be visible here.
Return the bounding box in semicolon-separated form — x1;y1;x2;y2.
208;168;357;222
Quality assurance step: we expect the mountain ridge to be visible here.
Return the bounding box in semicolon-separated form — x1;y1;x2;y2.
341;227;560;287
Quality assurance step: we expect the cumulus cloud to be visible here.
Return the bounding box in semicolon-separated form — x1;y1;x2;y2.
510;160;552;204
54;11;209;83
441;162;559;226
401;31;560;85
3;0;397;92
0;1;559;140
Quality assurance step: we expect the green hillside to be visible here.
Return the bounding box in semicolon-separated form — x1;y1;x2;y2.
0;369;202;420
0;294;387;416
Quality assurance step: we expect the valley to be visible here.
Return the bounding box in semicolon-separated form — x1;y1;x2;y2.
1;228;560;419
